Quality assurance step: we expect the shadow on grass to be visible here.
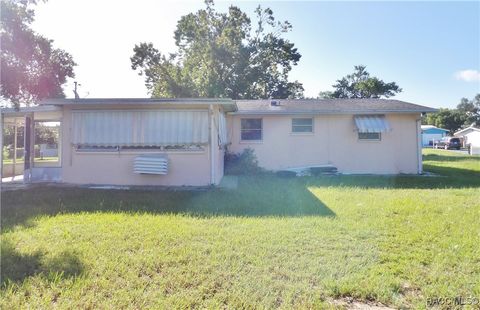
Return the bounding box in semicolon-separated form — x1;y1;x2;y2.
1;240;84;287
2;153;478;230
1;177;336;231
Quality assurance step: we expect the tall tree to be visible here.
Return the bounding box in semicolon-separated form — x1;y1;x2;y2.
131;1;303;99
456;94;480;126
331;65;402;99
1;0;76;108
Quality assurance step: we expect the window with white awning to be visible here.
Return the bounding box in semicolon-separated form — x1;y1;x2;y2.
354;115;390;141
354;115;391;133
72;110;209;147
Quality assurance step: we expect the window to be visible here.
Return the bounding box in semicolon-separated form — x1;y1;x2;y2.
33;121;61;167
292;118;313;133
241;118;262;141
358;132;381;141
72;110;209;147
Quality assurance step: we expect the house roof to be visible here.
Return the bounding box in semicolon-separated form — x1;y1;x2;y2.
39;98;238;112
233;99;437;115
421;125;449;132
454;125;480;136
29;98;437;115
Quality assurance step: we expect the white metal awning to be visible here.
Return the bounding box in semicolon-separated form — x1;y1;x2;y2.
354;115;390;133
72;110;209;146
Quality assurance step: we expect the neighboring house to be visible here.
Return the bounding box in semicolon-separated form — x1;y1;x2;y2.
454;125;480;155
421;125;449;146
1;98;436;186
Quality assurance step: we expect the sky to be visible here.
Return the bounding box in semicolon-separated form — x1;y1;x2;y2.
31;0;480;109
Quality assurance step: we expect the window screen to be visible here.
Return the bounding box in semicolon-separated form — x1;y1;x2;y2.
358;132;381;140
292;118;313;133
241;119;262;141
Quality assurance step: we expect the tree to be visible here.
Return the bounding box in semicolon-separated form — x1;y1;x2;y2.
131;1;303;99
331;65;402;99
456;94;480;126
424;108;467;133
1;0;76;108
423;94;480;133
317;91;334;99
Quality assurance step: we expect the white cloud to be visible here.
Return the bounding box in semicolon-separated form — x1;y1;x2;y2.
454;69;480;82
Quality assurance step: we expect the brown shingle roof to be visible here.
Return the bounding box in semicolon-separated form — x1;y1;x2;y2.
233;99;437;115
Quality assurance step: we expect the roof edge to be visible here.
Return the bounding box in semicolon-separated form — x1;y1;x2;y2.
421;125;449;131
38;98;238;112
229;109;437;115
1;105;62;115
39;98;234;104
454;126;480;135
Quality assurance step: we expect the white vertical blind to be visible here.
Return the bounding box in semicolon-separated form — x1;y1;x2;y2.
72;110;209;146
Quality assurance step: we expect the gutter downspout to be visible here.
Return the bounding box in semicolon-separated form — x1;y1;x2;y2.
416;117;423;174
209;104;215;185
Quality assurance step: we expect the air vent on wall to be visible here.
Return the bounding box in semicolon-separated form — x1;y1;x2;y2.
134;154;168;175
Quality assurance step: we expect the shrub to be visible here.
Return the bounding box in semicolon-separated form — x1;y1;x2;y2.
310;166;338;176
275;170;297;178
224;148;264;175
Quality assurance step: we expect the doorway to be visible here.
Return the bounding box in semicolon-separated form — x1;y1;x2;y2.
1;117;25;183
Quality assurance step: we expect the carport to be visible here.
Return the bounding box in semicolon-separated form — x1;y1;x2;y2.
1;105;63;184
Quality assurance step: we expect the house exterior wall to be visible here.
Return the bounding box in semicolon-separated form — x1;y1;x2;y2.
61;105;223;186
421;128;448;146
228;113;421;174
422;133;446;146
464;131;480;155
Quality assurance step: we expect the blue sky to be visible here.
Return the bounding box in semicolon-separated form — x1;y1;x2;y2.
32;1;480;108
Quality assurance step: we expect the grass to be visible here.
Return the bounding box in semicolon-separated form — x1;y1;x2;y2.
1;149;479;308
2;159;24;165
3;157;58;165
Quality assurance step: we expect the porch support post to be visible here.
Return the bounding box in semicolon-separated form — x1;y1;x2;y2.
13;118;17;178
0;113;3;184
209;104;215;185
24;114;34;183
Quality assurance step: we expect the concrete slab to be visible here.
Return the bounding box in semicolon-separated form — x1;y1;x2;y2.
1;175;24;183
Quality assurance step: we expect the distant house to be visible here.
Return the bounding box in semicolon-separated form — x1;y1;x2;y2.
1;98;436;185
454;125;480;155
421;125;449;146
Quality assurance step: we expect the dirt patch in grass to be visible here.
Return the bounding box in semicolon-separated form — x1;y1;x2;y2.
329;297;395;310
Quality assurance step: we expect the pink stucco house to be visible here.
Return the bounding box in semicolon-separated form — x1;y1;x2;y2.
1;98;436;186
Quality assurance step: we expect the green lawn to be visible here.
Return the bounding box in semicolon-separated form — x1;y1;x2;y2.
1;149;479;308
2;159;24;165
2;157;58;165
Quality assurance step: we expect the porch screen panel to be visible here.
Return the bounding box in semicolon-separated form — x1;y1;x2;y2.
72;110;209;146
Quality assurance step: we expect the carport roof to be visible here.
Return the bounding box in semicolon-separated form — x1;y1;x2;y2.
39;98;237;112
